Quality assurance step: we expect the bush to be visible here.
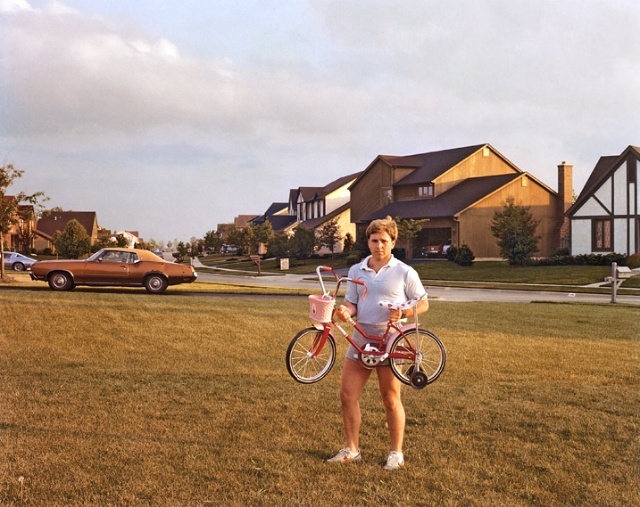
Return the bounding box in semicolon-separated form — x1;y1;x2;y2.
346;251;364;265
455;244;475;266
446;246;458;262
627;254;640;269
534;252;628;267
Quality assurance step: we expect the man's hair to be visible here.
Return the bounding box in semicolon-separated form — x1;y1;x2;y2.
366;216;398;242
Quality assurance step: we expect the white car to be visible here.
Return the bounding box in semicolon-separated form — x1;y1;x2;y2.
3;251;38;271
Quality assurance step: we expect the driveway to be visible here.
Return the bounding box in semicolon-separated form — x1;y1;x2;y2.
189;257;640;305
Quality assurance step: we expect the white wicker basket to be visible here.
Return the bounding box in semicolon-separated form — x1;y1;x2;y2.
308;294;335;324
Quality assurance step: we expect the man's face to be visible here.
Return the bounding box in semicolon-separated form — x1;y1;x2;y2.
368;231;395;261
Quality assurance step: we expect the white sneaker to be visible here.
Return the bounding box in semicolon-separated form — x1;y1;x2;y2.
327;447;361;463
383;451;404;470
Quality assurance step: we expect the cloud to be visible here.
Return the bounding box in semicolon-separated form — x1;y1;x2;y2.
2;3;260;144
1;0;639;240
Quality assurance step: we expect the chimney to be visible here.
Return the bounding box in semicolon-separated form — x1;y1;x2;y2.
557;161;573;249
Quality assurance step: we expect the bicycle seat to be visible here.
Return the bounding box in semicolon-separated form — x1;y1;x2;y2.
378;293;427;310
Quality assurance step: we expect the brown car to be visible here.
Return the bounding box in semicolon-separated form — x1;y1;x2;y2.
30;248;197;294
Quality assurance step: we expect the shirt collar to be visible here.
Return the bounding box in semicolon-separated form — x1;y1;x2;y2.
360;254;398;271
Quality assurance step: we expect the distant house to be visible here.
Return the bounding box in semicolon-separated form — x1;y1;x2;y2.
249;172;361;256
1;196;37;253
34;211;99;253
566;145;639;255
350;144;571;258
112;230;141;249
250;202;297;234
292;172;361;255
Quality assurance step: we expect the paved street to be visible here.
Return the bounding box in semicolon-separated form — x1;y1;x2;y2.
189;257;640;305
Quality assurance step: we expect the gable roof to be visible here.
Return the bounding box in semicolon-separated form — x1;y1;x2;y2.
567;145;640;216
299;172;362;202
263;215;298;232
384;144;486;185
36;211;98;238
351;144;521;190
362;174;520;221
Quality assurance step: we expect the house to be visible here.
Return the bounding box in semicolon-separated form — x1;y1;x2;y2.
34;211;99;253
250;202;297;234
292;172;361;255
246;172;361;256
566;145;639;255
1;196;37;253
349;144;571;258
112;230;141;249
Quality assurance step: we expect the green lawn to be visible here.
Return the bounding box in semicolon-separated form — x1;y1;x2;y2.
198;254;640;289
1;288;638;506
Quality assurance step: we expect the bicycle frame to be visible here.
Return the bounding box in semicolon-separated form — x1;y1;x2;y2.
313;266;425;367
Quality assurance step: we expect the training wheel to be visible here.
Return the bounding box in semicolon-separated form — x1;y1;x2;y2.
410;370;429;389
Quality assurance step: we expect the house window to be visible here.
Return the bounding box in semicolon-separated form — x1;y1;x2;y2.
382;188;393;205
628;158;637;184
592;219;612;251
418;185;434;198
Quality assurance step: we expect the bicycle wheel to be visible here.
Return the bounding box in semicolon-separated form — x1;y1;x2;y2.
389;328;446;386
286;327;336;384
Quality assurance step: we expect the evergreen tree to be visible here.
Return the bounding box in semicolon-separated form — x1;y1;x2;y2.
491;196;540;265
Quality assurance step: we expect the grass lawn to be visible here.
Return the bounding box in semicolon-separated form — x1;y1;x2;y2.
1;288;638;506
198;254;640;289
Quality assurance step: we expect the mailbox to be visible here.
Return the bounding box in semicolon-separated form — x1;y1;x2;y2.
616;266;632;279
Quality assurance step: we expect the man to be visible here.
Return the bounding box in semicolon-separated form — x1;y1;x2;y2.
328;216;428;470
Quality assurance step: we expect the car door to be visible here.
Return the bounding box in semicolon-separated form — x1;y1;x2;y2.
81;250;130;284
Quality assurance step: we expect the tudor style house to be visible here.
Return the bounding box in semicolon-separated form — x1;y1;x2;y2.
350;144;572;258
251;172;361;255
566;145;639;255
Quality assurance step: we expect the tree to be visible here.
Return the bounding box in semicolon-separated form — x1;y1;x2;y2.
317;218;342;258
267;232;293;258
491;196;540;266
343;232;354;253
291;225;315;259
0;164;47;278
254;221;274;255
203;230;222;253
239;225;255;255
53;219;91;259
395;217;429;258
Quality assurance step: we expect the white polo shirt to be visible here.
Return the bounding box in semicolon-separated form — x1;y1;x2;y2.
345;255;427;326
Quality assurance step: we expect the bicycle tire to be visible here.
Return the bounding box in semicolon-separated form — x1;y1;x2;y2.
389;328;446;386
286;327;336;384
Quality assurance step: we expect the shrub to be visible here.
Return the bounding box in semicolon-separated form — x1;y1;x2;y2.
491;196;540;266
346;251;364;265
627;254;640;269
446;246;458;262
455;244;475;266
534;252;628;267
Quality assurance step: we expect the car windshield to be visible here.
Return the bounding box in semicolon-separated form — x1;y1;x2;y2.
87;250;105;261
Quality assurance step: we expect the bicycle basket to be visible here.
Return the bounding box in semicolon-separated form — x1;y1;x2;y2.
308;294;335;324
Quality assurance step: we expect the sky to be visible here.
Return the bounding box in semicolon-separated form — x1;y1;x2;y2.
1;0;639;244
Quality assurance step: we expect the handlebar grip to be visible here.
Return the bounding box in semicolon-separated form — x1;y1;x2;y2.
318;266;333;271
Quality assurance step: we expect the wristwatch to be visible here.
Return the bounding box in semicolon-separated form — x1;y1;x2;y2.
400;310;407;319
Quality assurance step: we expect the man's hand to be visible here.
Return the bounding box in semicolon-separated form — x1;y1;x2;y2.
335;305;351;322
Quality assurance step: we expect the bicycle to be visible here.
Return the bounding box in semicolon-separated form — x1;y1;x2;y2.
285;266;446;389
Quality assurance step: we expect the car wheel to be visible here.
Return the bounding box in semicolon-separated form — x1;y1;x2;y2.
144;274;168;294
48;271;74;291
12;262;25;271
